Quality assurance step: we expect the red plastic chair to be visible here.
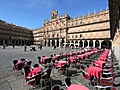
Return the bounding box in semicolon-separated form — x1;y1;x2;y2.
100;77;114;86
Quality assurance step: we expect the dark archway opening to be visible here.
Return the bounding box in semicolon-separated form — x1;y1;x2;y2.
84;40;88;47
57;39;59;47
52;40;55;46
5;40;7;45
89;40;93;47
0;40;3;45
75;40;78;47
61;39;64;47
101;41;112;49
71;40;74;47
79;41;83;47
95;40;99;48
48;40;50;47
44;40;47;46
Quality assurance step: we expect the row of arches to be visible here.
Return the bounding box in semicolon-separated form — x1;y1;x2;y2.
0;39;33;46
44;39;112;49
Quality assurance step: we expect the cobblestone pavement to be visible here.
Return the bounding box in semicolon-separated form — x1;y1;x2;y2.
0;46;120;90
0;46;79;90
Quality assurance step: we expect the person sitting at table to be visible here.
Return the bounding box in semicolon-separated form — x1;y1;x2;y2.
23;61;32;78
33;64;42;85
37;56;41;64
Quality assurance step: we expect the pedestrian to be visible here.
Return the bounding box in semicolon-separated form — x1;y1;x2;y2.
40;44;42;50
24;45;27;51
13;44;15;48
3;44;6;49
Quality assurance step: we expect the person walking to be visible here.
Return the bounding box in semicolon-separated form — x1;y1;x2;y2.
24;45;27;51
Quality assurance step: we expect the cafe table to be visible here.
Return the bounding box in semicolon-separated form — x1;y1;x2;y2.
31;67;43;76
87;66;102;78
94;60;106;68
55;60;67;68
41;56;49;63
67;84;89;90
53;55;60;60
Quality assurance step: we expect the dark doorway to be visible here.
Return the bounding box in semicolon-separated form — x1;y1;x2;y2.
48;40;50;47
101;41;112;49
57;39;59;47
95;40;99;48
84;40;88;47
52;40;55;46
44;40;47;46
79;41;83;47
61;39;64;47
89;40;93;47
71;40;74;47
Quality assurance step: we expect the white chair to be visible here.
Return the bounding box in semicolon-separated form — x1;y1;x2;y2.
93;85;118;90
51;84;65;90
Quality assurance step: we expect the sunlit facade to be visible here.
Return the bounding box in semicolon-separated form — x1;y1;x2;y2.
33;9;111;49
0;20;34;46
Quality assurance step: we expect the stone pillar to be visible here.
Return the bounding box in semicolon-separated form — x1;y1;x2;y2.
99;40;102;49
50;40;52;46
74;41;75;47
70;41;72;46
59;39;61;48
78;41;80;47
55;39;57;47
93;40;95;48
83;40;85;48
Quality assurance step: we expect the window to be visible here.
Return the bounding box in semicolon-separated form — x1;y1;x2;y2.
72;35;74;38
52;34;55;37
76;22;78;25
67;36;70;38
57;34;59;37
80;34;82;38
80;21;82;24
75;35;77;38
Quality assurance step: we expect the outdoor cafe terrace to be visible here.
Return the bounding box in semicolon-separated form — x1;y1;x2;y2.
8;47;120;90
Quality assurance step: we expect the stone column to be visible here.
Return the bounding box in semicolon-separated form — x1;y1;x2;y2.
78;41;80;47
50;40;52;47
55;39;57;47
59;39;63;48
99;40;102;49
70;41;72;46
93;40;95;48
74;41;75;47
83;40;85;48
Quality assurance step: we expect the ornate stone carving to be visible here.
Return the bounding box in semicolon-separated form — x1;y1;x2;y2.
51;10;58;19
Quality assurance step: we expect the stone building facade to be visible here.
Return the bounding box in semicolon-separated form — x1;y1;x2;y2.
109;0;120;64
0;20;34;46
33;9;111;49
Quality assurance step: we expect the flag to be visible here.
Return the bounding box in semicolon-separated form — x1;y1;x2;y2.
56;21;60;26
61;21;65;25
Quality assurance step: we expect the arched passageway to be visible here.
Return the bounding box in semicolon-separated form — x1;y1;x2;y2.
56;39;59;47
5;40;7;45
95;40;99;48
89;40;93;47
84;40;88;47
52;40;55;46
71;40;74;47
0;40;3;45
101;41;112;49
79;41;83;47
48;40;50;47
44;40;47;46
61;39;65;47
75;40;78;47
